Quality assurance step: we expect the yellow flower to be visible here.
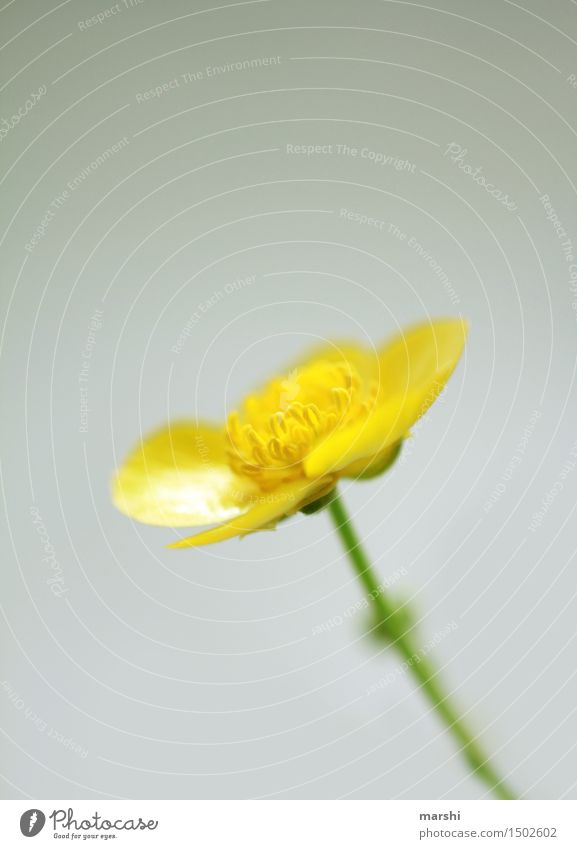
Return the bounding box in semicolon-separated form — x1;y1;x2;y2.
112;319;467;548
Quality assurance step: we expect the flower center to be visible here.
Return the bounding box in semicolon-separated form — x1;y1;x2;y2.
226;359;378;487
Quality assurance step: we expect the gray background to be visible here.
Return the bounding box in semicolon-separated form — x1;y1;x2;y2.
1;0;577;800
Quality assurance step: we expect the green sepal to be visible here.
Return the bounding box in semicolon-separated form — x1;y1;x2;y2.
354;439;403;480
299;488;337;515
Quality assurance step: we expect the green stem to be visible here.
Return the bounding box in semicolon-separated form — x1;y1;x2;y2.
328;488;516;800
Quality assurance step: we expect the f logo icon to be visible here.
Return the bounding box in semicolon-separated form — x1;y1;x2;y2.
19;809;45;837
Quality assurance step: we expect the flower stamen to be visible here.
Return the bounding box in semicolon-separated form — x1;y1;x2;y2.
226;358;379;486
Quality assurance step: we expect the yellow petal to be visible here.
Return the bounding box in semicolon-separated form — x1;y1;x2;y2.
167;476;335;548
293;339;379;379
305;319;468;478
379;318;468;396
303;390;419;477
244;341;379;402
112;421;260;527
